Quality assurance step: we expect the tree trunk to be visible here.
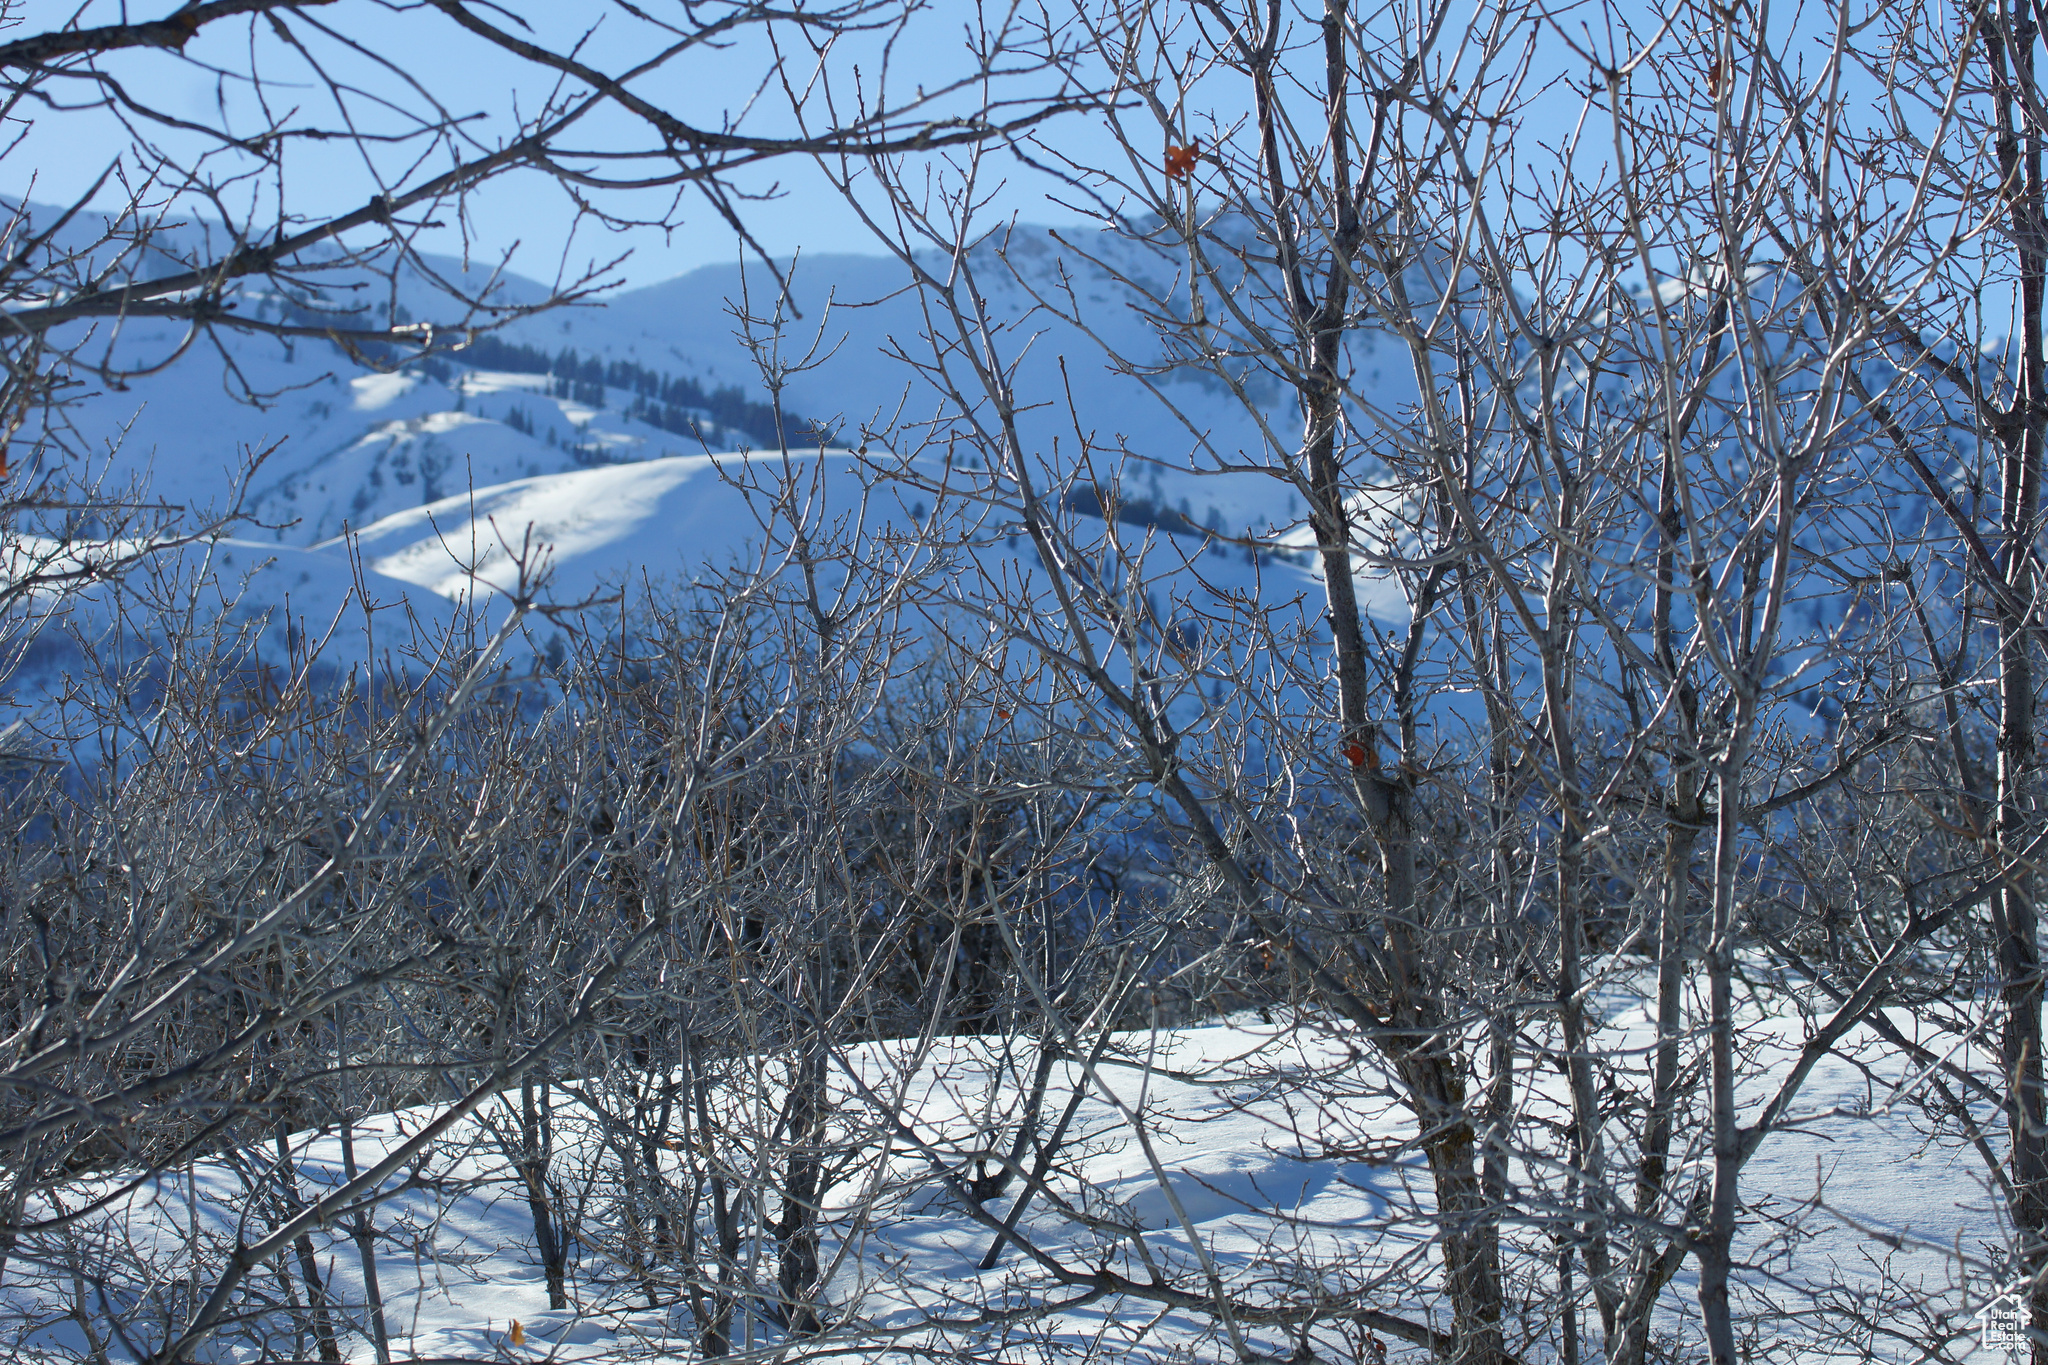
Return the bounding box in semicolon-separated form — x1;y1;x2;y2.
1984;11;2048;1356
1405;1052;1507;1365
338;1114;392;1364
337;999;392;1365
275;1128;341;1365
519;1073;569;1311
2000;526;2048;1365
775;1043;825;1337
1612;805;1699;1365
1697;760;1748;1365
685;1034;744;1360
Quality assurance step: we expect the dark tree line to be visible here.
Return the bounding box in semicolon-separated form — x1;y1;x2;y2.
447;335;831;450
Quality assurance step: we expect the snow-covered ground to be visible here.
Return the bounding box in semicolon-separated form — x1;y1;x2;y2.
0;988;1997;1365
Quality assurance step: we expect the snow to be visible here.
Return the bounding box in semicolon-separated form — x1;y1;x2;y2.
348;372;420;412
335;453;833;601
1;434;1322;697
0;1000;1998;1365
0;225;2000;1363
454;369;551;396
0;219;1408;699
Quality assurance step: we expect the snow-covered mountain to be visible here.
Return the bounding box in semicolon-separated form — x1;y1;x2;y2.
1;214;1364;706
38;216;1317;540
12;203;1912;731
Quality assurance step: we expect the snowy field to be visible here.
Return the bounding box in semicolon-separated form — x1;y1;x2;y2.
0;981;1998;1365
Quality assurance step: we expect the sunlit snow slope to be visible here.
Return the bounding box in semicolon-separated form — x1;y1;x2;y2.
15;212;1357;687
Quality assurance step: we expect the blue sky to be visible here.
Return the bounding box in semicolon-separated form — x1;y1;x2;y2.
6;0;1102;289
4;0;1937;319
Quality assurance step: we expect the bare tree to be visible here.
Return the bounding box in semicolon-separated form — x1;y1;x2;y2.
808;0;2013;1362
4;1;2036;1363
